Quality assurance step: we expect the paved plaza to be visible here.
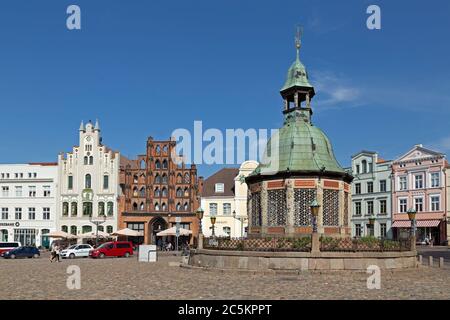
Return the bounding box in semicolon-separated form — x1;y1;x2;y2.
1;252;450;300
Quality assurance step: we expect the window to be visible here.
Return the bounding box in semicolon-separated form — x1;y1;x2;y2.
415;197;423;212
367;182;373;193
184;202;188;211
89;156;94;165
62;202;69;216
155;145;161;154
140;202;145;211
103;175;109;189
184;173;190;183
133;175;139;183
430;172;440;188
162;174;168;184
85;174;92;189
133;202;138;211
176;174;182;184
2;208;8;220
176;187;183;197
61;225;68;233
223;227;231;236
155;160;161;169
15;186;22;197
70;226;77;235
223;203;231;215
15;208;22;220
355;202;361;215
43;186;51;197
162;160;168;169
367;201;373;215
215;183;224;193
68;176;73;190
107;202;113;216
399;198;407;213
368;162;373;173
83;202;93;216
139;187;145;197
154;174;161;184
84;156;88;165
355;224;362;237
355;164;360;174
399;176;407;191
43;208;50;220
162;187;168;197
176;202;181;211
414;174;423;189
380;223;387;238
355;183;361;194
29;186;36;197
379;180;386;192
1;187;9;197
379;200;387;215
161;203;167;211
362;160;367;173
184;187;189;197
154;203;160;211
431;196;440;211
28;208;35;220
98;202;105;216
133;187;138;197
71;202;77;216
154;188;160;197
209;203;218;215
106;226;113;234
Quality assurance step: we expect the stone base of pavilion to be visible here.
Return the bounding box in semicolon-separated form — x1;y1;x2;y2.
187;249;418;271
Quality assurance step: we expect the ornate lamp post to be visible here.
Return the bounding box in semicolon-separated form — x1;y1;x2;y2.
89;213;106;247
407;208;417;237
310;199;320;233
210;215;217;238
196;207;204;234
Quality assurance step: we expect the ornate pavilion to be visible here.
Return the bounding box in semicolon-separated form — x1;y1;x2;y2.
245;34;353;238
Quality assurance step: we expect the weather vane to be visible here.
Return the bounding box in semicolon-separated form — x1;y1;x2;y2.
295;25;303;51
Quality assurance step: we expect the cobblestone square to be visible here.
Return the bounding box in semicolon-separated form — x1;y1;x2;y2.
1;252;449;300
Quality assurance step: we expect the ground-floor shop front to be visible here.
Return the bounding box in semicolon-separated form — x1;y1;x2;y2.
392;219;447;245
0;221;56;248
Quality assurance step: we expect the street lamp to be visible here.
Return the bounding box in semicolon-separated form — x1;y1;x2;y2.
310;199;320;233
89;213;106;247
210;215;217;238
407;207;417;238
196;207;204;234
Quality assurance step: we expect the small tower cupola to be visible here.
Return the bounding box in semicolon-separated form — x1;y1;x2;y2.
280;27;315;121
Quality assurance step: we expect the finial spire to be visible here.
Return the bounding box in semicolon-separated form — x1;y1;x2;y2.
79;120;84;131
295;25;303;62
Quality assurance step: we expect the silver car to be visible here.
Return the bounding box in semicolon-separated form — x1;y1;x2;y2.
60;244;94;259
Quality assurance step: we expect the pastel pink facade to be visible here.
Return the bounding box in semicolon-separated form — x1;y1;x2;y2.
391;145;447;245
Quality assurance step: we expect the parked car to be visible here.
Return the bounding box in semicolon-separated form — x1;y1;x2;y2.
89;241;133;258
60;244;94;259
0;242;21;255
2;246;40;259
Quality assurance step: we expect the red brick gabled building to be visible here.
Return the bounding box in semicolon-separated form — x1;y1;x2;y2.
118;136;203;245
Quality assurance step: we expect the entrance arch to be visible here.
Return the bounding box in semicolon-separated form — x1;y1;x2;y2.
149;217;167;245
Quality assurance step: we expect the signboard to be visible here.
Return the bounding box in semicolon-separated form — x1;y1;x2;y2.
138;245;157;262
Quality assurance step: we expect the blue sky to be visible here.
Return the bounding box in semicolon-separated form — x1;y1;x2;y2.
0;0;449;178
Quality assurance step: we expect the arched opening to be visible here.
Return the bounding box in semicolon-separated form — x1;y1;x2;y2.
149;217;167;245
132;202;138;211
162;187;168;197
154;187;160;197
176;174;182;184
176;187;183;197
155;160;161;169
162;160;168;169
140;160;146;169
85;174;91;189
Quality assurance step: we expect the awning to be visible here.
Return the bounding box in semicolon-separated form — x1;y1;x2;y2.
392;220;441;228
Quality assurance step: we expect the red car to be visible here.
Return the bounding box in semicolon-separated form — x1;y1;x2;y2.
89;241;133;258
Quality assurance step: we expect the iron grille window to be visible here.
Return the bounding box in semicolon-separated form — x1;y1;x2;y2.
323;189;339;226
250;192;261;227
267;189;287;226
293;188;316;226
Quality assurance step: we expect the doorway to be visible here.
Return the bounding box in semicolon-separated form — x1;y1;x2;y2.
150;217;167;245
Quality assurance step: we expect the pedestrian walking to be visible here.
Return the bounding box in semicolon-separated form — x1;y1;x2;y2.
50;244;60;263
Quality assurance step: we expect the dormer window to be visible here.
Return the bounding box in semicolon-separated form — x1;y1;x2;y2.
215;183;224;193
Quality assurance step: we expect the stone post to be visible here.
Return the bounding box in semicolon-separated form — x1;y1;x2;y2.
410;236;416;252
261;182;268;235
311;233;320;253
286;179;295;235
418;255;423;265
317;179;324;234
198;233;203;249
439;257;444;268
429;256;433;267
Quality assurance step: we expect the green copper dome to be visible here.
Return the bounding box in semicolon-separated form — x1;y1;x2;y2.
252;110;345;176
280;53;314;92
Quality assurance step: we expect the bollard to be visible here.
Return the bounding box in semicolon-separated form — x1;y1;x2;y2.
439;257;444;268
429;256;433;267
418;255;423;264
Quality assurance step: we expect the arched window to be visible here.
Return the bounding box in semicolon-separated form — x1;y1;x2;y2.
163;145;168;154
162;160;168;169
154;174;161;184
162;174;168;184
176;173;182;184
98;202;105;216
139;187;145;197
140;202;145;211
140;160;146;169
184;202;189;211
133;175;139;183
156;145;161;154
184;173;190;183
162;203;167;211
162;187;168;197
132;202;138;211
107;202;113;216
89;156;94;165
155;160;161;169
155;202;160;211
176;203;181;211
61;225;68;233
83;202;93;216
133;187;138;197
62;202;69;216
85;174;91;189
70;225;77;235
154;187;160;197
176;187;183;197
362;160;367;173
71;202;77;216
84;156;88;165
184;187;189;197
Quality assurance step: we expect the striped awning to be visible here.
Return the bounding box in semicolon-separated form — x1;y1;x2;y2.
392;220;441;228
